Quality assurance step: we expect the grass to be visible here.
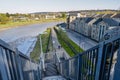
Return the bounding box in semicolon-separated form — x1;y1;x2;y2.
54;26;83;57
30;28;51;62
0;18;65;31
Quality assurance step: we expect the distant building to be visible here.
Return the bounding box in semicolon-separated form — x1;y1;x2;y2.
82;17;94;36
45;15;56;19
91;18;120;41
66;13;86;29
67;12;120;42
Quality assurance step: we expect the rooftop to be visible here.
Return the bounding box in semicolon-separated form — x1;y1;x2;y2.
103;14;113;18
85;17;94;23
112;13;120;18
93;18;120;26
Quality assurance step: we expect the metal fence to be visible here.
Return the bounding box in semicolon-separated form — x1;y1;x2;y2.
57;34;120;80
0;30;120;80
0;39;41;80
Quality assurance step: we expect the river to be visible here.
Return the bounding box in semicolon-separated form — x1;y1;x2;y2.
0;22;60;55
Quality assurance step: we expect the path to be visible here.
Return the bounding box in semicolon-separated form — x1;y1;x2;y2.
66;29;98;50
51;27;70;59
43;27;70;79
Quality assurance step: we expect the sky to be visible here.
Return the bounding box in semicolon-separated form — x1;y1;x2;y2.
0;0;120;13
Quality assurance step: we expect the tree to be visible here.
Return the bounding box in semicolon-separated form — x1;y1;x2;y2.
61;13;66;18
6;13;10;17
0;14;9;24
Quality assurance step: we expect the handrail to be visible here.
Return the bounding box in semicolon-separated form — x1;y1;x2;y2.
55;52;61;63
57;45;99;63
56;33;120;80
0;39;41;80
0;39;15;52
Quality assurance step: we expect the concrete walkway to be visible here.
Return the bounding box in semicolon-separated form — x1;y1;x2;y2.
43;28;70;79
66;29;98;50
51;27;70;59
43;76;66;80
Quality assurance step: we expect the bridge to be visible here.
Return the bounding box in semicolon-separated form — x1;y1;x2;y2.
0;28;120;80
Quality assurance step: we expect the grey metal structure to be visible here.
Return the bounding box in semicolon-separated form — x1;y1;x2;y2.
0;30;120;80
0;39;41;80
55;32;120;80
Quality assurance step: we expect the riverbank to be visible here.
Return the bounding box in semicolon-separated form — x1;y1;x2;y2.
0;18;65;31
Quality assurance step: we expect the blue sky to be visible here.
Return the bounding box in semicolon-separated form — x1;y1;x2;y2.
0;0;120;13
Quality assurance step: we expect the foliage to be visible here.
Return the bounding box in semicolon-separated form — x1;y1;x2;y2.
30;28;51;62
6;13;10;18
61;13;66;18
0;18;65;31
0;14;9;24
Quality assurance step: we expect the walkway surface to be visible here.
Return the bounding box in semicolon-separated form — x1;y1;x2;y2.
44;27;70;64
66;29;98;50
51;27;70;59
43;76;66;80
43;27;69;79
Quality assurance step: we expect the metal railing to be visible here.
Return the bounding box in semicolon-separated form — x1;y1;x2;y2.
0;29;120;80
56;33;120;80
0;39;41;80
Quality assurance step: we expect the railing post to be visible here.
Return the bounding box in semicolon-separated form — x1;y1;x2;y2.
15;49;24;80
95;42;104;80
113;40;120;80
66;60;69;78
39;58;42;80
29;59;35;80
0;47;9;80
77;54;82;80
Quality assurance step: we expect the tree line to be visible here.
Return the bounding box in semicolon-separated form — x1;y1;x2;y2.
0;12;66;24
0;13;32;24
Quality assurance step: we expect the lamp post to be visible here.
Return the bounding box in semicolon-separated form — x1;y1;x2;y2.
79;36;81;52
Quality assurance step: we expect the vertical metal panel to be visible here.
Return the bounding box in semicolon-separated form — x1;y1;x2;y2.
92;50;95;80
10;52;19;80
0;40;41;80
1;48;12;80
94;48;98;80
107;42;115;80
0;47;8;80
15;49;24;80
6;50;15;80
0;70;3;80
113;39;120;80
100;44;110;80
78;54;82;80
99;39;120;80
29;60;34;80
95;42;104;80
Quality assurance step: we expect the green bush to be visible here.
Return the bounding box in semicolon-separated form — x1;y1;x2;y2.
0;14;9;24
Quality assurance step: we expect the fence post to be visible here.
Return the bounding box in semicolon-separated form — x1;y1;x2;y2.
0;47;9;80
77;54;82;80
66;60;69;78
113;40;120;80
15;49;24;80
95;42;104;80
